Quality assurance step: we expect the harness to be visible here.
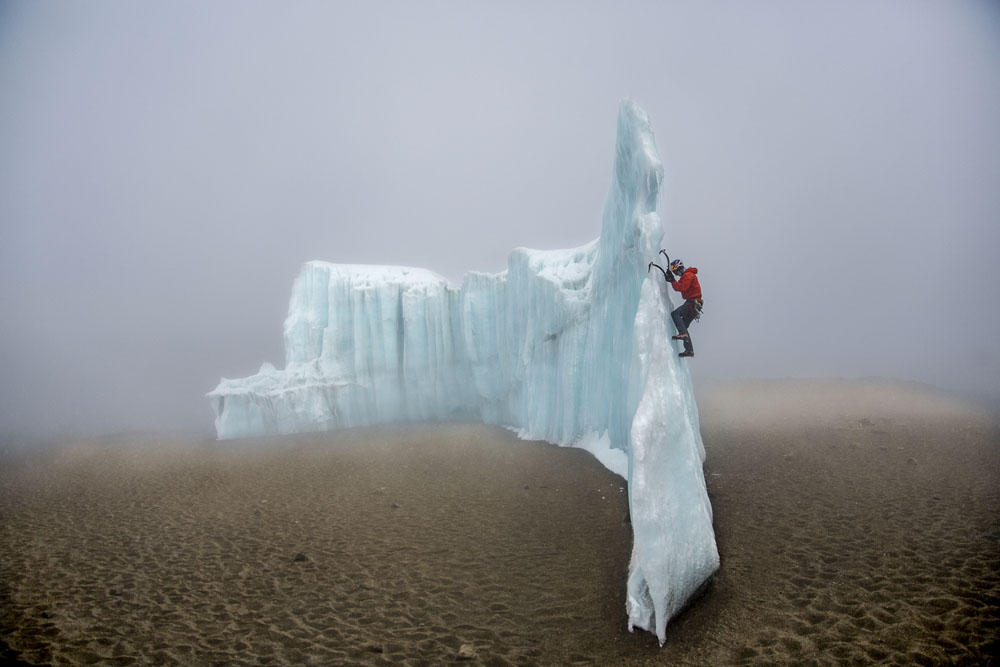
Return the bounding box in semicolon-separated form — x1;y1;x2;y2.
691;299;704;322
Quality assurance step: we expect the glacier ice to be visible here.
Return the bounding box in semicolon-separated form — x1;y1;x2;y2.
208;99;718;643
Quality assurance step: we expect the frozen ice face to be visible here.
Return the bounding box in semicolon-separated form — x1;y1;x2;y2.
208;100;717;644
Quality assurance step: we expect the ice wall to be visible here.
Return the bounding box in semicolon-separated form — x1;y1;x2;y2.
208;99;718;643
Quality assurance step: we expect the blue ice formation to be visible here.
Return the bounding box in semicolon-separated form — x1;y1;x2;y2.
208;100;718;644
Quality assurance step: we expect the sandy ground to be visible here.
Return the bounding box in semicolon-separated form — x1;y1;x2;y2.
1;379;997;666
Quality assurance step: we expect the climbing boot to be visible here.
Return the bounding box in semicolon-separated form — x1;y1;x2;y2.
672;334;689;341
678;350;694;358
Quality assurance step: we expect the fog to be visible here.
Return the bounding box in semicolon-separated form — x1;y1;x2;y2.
2;1;999;440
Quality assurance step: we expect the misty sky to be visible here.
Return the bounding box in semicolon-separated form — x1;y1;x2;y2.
2;1;999;439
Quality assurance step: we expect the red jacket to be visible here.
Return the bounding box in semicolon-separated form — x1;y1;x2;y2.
670;267;702;300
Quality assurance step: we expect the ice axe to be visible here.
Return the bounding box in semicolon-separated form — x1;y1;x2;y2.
647;249;674;282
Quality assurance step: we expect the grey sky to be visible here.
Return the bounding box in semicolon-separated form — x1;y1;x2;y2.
2;1;999;439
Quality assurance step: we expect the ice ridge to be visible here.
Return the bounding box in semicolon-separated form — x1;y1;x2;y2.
207;99;719;643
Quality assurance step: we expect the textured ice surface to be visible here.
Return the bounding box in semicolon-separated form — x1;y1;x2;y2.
208;100;718;643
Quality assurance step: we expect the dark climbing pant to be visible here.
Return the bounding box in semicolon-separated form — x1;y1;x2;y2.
671;300;698;354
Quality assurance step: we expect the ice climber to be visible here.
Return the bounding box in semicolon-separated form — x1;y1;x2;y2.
649;252;703;358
